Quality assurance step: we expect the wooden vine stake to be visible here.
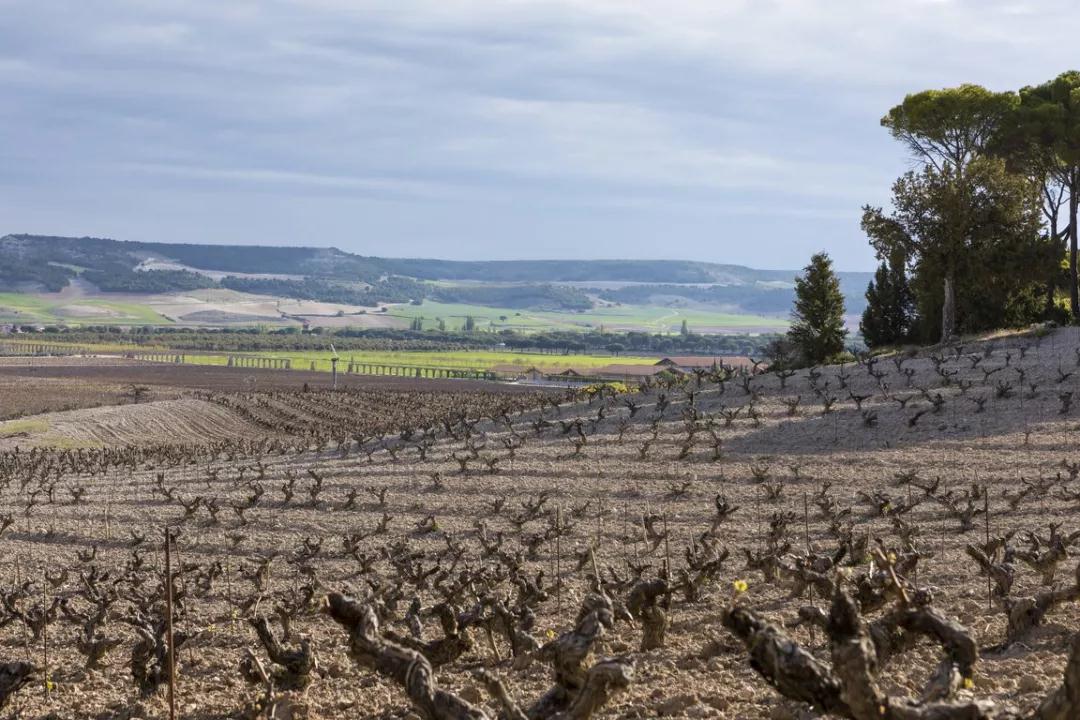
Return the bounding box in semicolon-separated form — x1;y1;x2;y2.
909;483;919;587
622;501;629;570
639;512;648;564
802;491;811;552
556;506;562;616
803;491;815;644
15;557;30;666
595;499;602;547
42;567;49;701
939;480;947;566
225;556;234;629
663;512;671;582
165;527;177;720
984;485;991;610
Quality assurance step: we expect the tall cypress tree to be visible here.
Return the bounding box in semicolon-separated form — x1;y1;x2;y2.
860;250;914;348
788;252;847;365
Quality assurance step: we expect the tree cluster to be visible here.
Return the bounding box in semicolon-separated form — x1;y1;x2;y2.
861;74;1080;346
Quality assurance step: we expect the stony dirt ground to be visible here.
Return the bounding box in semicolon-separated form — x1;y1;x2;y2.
0;399;268;450
0;357;546;444
3;328;1080;718
0;367;179;422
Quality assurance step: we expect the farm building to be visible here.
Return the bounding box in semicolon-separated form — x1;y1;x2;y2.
547;364;674;383
590;364;672;382
513;367;590;387
489;364;546;382
492;362;674;385
655;355;760;373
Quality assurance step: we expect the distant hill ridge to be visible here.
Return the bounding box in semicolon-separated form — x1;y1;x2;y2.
0;233;865;284
0;234;871;314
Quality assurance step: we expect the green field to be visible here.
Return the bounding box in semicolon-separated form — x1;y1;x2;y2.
387;301;788;333
0;337;660;373
179;348;659;372
0;418;50;437
0;294;53;323
0;293;171;326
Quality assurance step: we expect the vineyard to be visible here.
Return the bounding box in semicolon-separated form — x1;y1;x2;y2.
4;328;1080;718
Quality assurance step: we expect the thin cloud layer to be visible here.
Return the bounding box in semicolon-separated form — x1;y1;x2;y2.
1;0;1076;268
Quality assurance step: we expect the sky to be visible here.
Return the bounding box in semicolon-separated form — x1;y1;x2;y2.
1;1;1078;271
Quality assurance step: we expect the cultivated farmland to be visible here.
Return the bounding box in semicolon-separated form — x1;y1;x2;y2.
1;329;1080;718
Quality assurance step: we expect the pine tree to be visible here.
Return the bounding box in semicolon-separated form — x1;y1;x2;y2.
680;319;690;336
787;252;847;365
860;251;914;348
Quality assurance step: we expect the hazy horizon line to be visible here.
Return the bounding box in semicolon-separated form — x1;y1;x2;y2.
3;231;874;274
